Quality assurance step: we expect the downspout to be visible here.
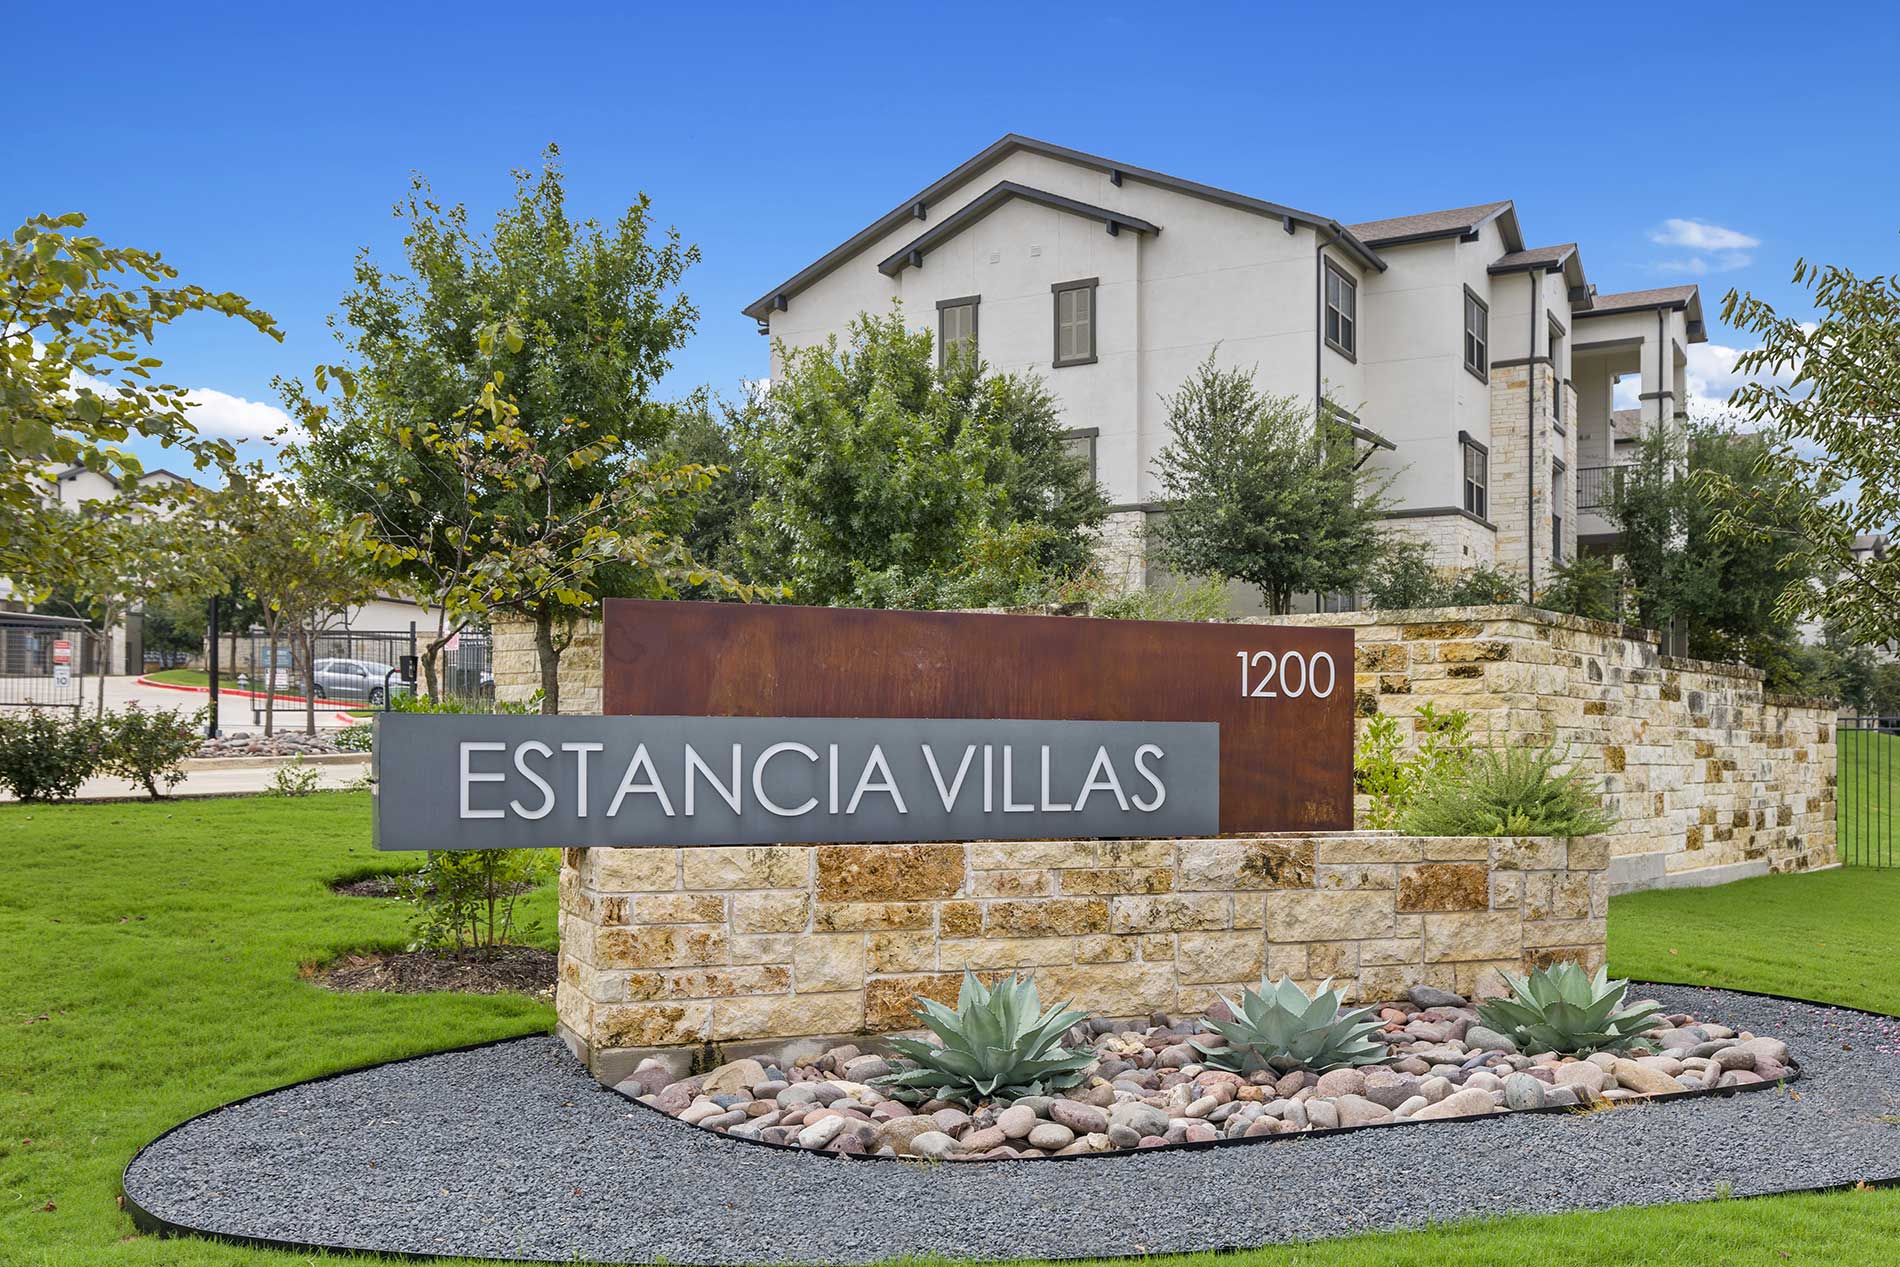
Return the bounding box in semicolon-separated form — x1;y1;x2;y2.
1526;269;1540;591
1314;227;1337;421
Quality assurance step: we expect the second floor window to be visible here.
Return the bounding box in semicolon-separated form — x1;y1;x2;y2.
1060;427;1098;481
1325;263;1357;358
938;297;978;368
1461;432;1489;520
1052;279;1097;367
1549;316;1566;426
1464;288;1489;382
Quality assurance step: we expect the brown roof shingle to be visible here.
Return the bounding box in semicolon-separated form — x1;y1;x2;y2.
1347;201;1513;246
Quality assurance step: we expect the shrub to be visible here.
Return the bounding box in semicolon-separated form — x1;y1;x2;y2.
102;703;202;799
1443;566;1526;606
1476;962;1663;1055
399;847;555;956
876;971;1093;1106
1193;975;1387;1074
0;710;110;801
267;756;323;797
1089;574;1233;622
1539;555;1622;622
332;722;373;752
1354;702;1474;830
1399;743;1615;837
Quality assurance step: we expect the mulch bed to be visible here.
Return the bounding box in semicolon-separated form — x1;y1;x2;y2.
304;946;556;999
329;875;407;898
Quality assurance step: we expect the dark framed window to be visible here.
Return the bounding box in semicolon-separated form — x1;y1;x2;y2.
1463;287;1489;382
1552;461;1566;562
1060;426;1099;481
1460;431;1489;520
1324;262;1357;359
1052;278;1098;367
1548;316;1566;427
937;295;979;368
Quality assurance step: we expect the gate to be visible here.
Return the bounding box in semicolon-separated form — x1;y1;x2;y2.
1838;715;1897;867
0;612;97;712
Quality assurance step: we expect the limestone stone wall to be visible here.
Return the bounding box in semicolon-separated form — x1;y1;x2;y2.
1275;605;1838;892
492;618;602;715
1381;512;1496;572
556;832;1609;1080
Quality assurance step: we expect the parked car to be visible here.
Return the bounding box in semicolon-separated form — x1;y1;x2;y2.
310;658;414;705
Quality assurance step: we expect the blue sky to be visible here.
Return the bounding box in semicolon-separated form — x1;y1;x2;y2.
7;2;1897;477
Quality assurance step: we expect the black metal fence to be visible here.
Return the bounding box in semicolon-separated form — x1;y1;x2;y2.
232;626;491;706
0;613;99;712
1838;715;1897;868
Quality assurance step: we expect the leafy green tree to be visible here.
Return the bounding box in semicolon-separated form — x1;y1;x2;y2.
1702;257;1900;648
736;308;1106;608
1;213;279;573
1538;555;1622;622
655;391;757;582
284;146;709;702
1150;355;1389;614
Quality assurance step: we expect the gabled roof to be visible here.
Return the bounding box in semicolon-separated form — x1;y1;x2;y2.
1347;201;1523;252
1575;285;1706;342
877;182;1160;277
1490;243;1590;306
743;134;1385;320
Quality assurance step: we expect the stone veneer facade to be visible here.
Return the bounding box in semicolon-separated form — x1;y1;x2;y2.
556;832;1609;1080
1276;605;1838;892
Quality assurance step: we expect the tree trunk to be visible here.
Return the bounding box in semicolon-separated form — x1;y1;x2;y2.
96;602;115;717
532;608;561;716
263;629;277;737
302;617;317;736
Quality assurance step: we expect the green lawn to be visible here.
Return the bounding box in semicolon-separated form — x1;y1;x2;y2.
1838;726;1899;868
139;669;211;688
3;794;1898;1266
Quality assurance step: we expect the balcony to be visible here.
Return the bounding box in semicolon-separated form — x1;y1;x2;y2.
1577;463;1629;513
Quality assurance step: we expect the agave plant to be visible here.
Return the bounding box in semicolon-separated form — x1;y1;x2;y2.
1192;976;1387;1074
1476;962;1663;1055
874;971;1095;1106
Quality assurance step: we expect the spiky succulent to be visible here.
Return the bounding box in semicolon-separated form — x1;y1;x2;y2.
874;971;1095;1106
1192;976;1387;1074
1476;962;1663;1055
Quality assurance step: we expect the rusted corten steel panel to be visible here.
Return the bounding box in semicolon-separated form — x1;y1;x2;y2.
602;599;1354;833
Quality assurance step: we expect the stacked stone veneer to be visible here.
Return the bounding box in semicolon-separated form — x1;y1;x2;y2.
1276;605;1838;892
557;833;1609;1078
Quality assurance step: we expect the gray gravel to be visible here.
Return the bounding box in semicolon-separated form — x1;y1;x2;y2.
123;986;1900;1264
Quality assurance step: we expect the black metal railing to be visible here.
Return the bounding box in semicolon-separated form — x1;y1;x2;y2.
0;613;98;712
1839;716;1898;868
1577;464;1627;512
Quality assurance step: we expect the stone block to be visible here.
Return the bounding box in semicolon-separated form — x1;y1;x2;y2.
727;934;797;965
969;841;1096;870
1074;934;1137;964
586;848;679;893
1176;839;1316;890
681;847;809;890
1314;836;1423;865
1395;863;1489;912
732;892;812;934
666;965;792;998
710;990;863;1041
815;844;965;902
813;902;933;932
626;894;727;925
865;931;937;973
1421;911;1521;963
1110;894;1232;933
793;934;865;991
1490;837;1567;870
1096;840;1175;867
1034;962;1176;1016
972;869;1052;898
1263;890;1396;941
984;899;1109;937
1057;867;1174;895
938;901;983;938
595;925;727;969
866;973;963;1030
595;1001;711;1048
1176;931;1265;983
939;937;1076;970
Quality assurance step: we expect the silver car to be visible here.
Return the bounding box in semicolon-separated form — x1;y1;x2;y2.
310;658;412;705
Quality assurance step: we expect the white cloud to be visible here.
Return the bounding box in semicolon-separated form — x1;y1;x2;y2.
1650;218;1760;252
1648;218;1758;276
180;387;294;443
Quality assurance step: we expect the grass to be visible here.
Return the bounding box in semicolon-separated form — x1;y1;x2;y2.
3;794;1898;1266
139;668;211;688
1838;727;1899;867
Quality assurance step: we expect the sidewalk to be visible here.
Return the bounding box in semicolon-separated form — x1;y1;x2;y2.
0;753;370;803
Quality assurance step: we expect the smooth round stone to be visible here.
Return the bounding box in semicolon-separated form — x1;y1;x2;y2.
797;1116;847;1149
1183;1122;1218;1143
910;1130;964;1160
1106;1123;1143;1148
1049;1100;1109;1134
996;1104;1038;1139
960;1126;1006;1152
1465;1025;1519;1053
1502;1072;1548;1111
1027;1122;1076;1151
1184;1094;1218;1118
1313;1068;1367;1098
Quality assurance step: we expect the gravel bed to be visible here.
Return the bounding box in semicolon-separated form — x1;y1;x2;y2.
123;985;1900;1265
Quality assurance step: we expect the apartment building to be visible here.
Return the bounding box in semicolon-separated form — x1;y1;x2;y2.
744;135;1704;604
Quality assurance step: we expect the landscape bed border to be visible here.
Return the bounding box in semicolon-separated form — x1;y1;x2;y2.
120;983;1894;1265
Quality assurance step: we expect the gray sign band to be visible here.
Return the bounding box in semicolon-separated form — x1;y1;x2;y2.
371;714;1218;851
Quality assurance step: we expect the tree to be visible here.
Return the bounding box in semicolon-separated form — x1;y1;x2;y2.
735;308;1107;608
1;213;279;575
17;483;228;714
284;146;707;702
218;474;365;735
1703;256;1900;648
1150;355;1389;614
1612;416;1816;682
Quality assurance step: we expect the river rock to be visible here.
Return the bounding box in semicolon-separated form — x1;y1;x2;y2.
996;1104;1038;1140
1502;1072;1547;1110
1027;1122;1076;1151
1611;1059;1686;1096
1410;1087;1496;1120
1314;1068;1367;1098
1109;1101;1168;1139
1050;1100;1109;1134
1408;984;1468;1008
